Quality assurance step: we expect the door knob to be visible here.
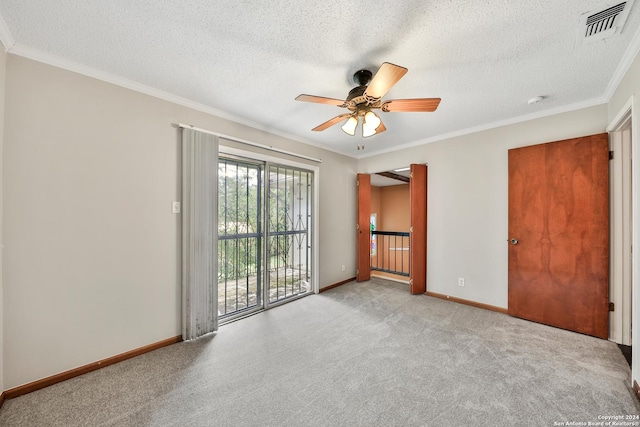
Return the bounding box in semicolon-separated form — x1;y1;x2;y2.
510;238;519;245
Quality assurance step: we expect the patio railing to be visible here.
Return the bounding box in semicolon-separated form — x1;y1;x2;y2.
370;231;410;277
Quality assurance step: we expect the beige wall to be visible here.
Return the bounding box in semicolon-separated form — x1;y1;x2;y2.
370;185;410;231
2;45;639;394
379;185;409;231
607;50;640;385
2;54;357;389
371;186;381;224
359;104;609;309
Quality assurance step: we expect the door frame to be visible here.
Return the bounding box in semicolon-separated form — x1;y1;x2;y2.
357;165;428;292
219;145;320;295
608;110;632;345
607;97;635;347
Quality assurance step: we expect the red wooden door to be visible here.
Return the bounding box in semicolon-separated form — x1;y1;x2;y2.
508;134;609;339
410;164;427;294
356;173;371;282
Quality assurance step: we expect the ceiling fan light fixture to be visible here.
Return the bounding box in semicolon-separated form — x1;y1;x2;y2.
341;116;358;136
362;111;381;137
362;126;376;138
295;62;440;139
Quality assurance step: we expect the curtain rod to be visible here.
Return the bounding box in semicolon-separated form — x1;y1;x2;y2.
176;123;322;163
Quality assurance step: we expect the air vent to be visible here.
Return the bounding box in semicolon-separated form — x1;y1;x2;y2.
578;0;635;44
586;3;626;36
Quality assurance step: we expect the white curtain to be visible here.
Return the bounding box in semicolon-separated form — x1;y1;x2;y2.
182;128;218;340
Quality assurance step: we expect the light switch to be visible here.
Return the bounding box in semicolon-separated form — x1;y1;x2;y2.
172;201;181;214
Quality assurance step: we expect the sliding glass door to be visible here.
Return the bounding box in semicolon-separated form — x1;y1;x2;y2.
218;157;313;321
266;165;313;306
218;158;263;318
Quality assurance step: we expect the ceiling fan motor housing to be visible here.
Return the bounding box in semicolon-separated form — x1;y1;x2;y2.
347;85;367;102
353;69;372;86
347;69;375;107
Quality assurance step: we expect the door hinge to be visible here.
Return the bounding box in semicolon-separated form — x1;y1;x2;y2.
356;223;360;230
609;302;615;312
609;151;614;160
356;180;359;186
356;269;359;275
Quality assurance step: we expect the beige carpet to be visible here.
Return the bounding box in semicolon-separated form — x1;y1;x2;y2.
1;278;638;426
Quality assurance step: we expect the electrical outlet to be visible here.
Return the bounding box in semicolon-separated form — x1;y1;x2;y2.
341;264;345;272
458;277;465;287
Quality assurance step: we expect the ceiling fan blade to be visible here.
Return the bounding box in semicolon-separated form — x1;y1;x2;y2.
296;94;347;107
381;98;441;112
312;114;352;131
364;63;408;100
375;119;387;134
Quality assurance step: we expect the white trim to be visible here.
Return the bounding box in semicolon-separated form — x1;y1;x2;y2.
3;24;640;161
0;13;15;51
604;24;640;100
178;123;322;163
0;42;616;161
608;110;633;346
356;97;609;159
608;96;637;386
607;97;634;132
6;43;354;159
632;100;639;387
218;144;321;295
7;44;258;132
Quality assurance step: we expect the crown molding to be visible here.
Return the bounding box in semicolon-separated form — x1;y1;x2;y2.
6;43;356;159
3;20;639;161
0;12;15;51
0;41;628;162
604;23;640;100
356;97;609;159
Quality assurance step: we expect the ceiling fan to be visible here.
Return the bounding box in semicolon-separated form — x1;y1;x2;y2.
295;62;441;139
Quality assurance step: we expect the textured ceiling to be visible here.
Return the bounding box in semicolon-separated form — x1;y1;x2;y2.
0;1;639;158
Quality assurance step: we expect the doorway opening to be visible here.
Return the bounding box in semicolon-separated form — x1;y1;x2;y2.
370;170;411;283
357;164;428;294
217;155;315;323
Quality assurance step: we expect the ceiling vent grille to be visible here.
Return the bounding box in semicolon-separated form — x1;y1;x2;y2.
586;2;626;36
578;0;634;44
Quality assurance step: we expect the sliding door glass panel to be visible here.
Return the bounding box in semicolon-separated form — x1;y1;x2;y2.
266;165;313;305
218;158;263;318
